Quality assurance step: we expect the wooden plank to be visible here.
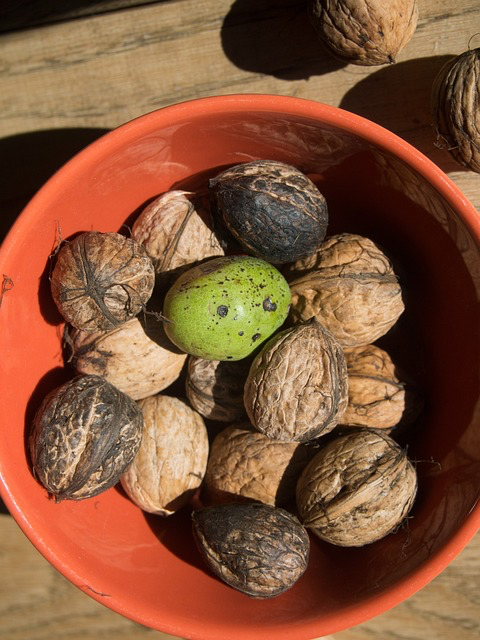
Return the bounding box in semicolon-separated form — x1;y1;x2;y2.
333;534;480;640
1;0;478;132
0;511;178;640
0;0;479;214
0;508;478;639
0;0;171;33
0;1;479;638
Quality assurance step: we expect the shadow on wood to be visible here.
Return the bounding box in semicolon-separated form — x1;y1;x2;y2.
0;0;168;33
0;497;10;514
338;55;466;175
220;0;345;80
0;128;110;242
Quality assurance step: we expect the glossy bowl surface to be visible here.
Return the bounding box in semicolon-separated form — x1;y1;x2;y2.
0;95;479;640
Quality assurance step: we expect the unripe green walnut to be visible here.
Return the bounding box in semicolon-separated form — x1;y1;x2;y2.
162;256;291;361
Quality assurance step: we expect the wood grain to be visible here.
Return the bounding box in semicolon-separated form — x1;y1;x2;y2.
0;1;479;638
0;509;176;640
1;0;480;219
0;508;478;639
0;0;171;33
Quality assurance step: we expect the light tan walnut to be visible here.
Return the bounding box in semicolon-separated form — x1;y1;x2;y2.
132;190;224;285
68;316;187;401
244;318;348;442
340;343;421;430
120;395;209;516
296;429;417;546
432;48;480;173
309;0;418;66
203;423;315;507
288;233;404;347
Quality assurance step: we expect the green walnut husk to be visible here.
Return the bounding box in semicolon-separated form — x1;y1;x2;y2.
162;255;291;361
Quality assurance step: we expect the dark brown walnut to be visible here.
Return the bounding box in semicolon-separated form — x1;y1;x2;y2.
244;318;348;442
209;159;328;264
121;395;209;516
296;429;417;546
309;0;418;66
131;190;224;284
339;344;421;430
203;423;315;507
68;315;187;401
288;233;404;347
432;48;480;173
192;502;310;598
29;374;144;501
185;356;251;422
51;231;155;332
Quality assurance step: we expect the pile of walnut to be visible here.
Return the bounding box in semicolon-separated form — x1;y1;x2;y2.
30;159;422;600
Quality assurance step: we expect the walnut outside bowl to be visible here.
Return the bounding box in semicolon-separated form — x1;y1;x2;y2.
0;95;479;640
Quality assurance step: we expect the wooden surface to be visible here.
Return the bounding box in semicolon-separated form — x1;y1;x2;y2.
0;1;479;638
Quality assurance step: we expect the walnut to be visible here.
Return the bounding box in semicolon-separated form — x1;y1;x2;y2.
185;356;251;422
131;190;224;285
339;344;422;430
309;0;418;66
209;160;328;264
432;48;480;173
120;395;209;516
202;423;315;507
68;315;187;401
288;233;405;347
192;502;310;598
244;318;348;442
51;231;155;332
296;429;417;546
29;374;144;501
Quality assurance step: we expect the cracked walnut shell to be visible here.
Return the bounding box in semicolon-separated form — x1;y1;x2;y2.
309;0;418;66
202;423;315;507
432;48;480;173
244;318;348;442
192;502;310;598
296;429;417;546
51;231;155;332
29;374;144;501
120;395;209;516
68;316;187;401
288;233;404;347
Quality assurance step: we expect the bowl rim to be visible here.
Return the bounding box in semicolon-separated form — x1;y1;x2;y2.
0;93;479;639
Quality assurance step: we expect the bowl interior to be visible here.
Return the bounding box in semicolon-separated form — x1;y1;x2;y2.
0;96;479;640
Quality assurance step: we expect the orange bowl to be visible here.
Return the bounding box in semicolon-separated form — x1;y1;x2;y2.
0;95;479;639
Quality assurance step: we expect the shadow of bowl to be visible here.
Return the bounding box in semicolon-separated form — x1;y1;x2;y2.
0;128;110;242
339;55;461;173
